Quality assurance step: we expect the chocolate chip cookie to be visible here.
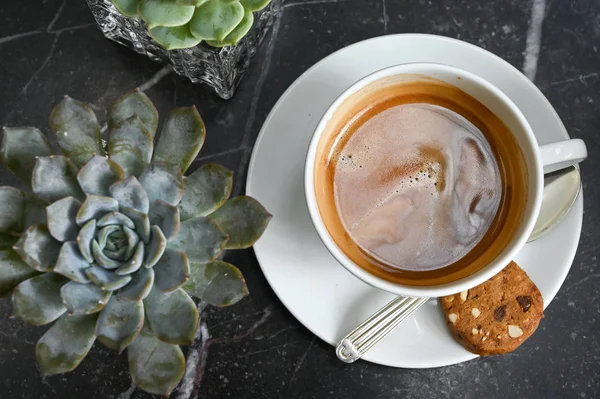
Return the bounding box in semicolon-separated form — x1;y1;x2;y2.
440;261;544;356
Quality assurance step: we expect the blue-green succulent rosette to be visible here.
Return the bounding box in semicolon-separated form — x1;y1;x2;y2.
0;90;271;396
110;0;273;49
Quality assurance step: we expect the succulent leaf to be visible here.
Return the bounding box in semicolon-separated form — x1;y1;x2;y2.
92;240;123;269
60;281;112;315
149;25;202;50
109;177;150;214
148;200;180;241
184;261;248;306
189;0;245;41
144;286;198;345
77;156;125;197
96;295;144;352
23;194;48;229
138;0;196;28
118;267;154;301
104;246;128;261
178;163;232;220
240;0;270;11
209;196;271;249
110;0;141;17
123;226;141;260
14;225;61;272
153;248;189;292
168;216;228;263
77;220;96;263
116;242;144;275
176;0;208;5
0;250;39;297
54;242;92;283
127;329;185;397
32;156;85;203
1;126;52;186
108;90;159;138
152;107;206;174
108;116;153;178
143;226;167;268
46;197;82;242
12;273;67;325
85;266;132;291
0;186;25;234
97;212;136;230
139;163;184;206
97;225;121;249
76;195;119;226
206;10;253;46
36;313;97;375
49;96;104;167
0;234;18;250
123;207;151;243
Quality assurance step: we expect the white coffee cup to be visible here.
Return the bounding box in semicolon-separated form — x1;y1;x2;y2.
304;63;587;298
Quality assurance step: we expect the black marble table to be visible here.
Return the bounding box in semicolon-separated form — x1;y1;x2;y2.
1;0;599;398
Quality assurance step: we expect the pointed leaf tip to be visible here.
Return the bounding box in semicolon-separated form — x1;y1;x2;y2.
208;196;271;249
108;90;159;138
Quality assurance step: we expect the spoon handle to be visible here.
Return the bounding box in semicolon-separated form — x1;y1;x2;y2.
336;296;430;363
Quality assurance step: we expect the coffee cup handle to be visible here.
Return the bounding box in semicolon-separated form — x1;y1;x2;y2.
539;139;587;174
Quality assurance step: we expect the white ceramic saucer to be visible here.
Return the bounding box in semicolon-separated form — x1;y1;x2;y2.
246;34;583;368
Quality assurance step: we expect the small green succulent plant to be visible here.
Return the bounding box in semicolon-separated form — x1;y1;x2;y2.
0;90;271;396
109;0;272;50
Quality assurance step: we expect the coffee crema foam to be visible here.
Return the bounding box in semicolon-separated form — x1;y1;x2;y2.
314;77;528;286
333;103;501;271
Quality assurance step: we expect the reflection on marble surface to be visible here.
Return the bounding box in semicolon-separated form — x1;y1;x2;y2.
0;0;599;398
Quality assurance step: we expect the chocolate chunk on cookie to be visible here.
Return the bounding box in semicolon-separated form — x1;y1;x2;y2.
440;261;544;356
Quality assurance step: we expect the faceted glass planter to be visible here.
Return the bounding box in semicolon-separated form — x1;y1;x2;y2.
86;0;282;99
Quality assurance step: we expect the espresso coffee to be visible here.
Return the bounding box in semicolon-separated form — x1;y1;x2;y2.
314;76;528;286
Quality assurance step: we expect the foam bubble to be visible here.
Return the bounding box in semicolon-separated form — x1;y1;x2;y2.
333;103;501;271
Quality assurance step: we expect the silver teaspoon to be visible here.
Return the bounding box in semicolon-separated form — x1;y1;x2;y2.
528;165;581;242
336;166;582;363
